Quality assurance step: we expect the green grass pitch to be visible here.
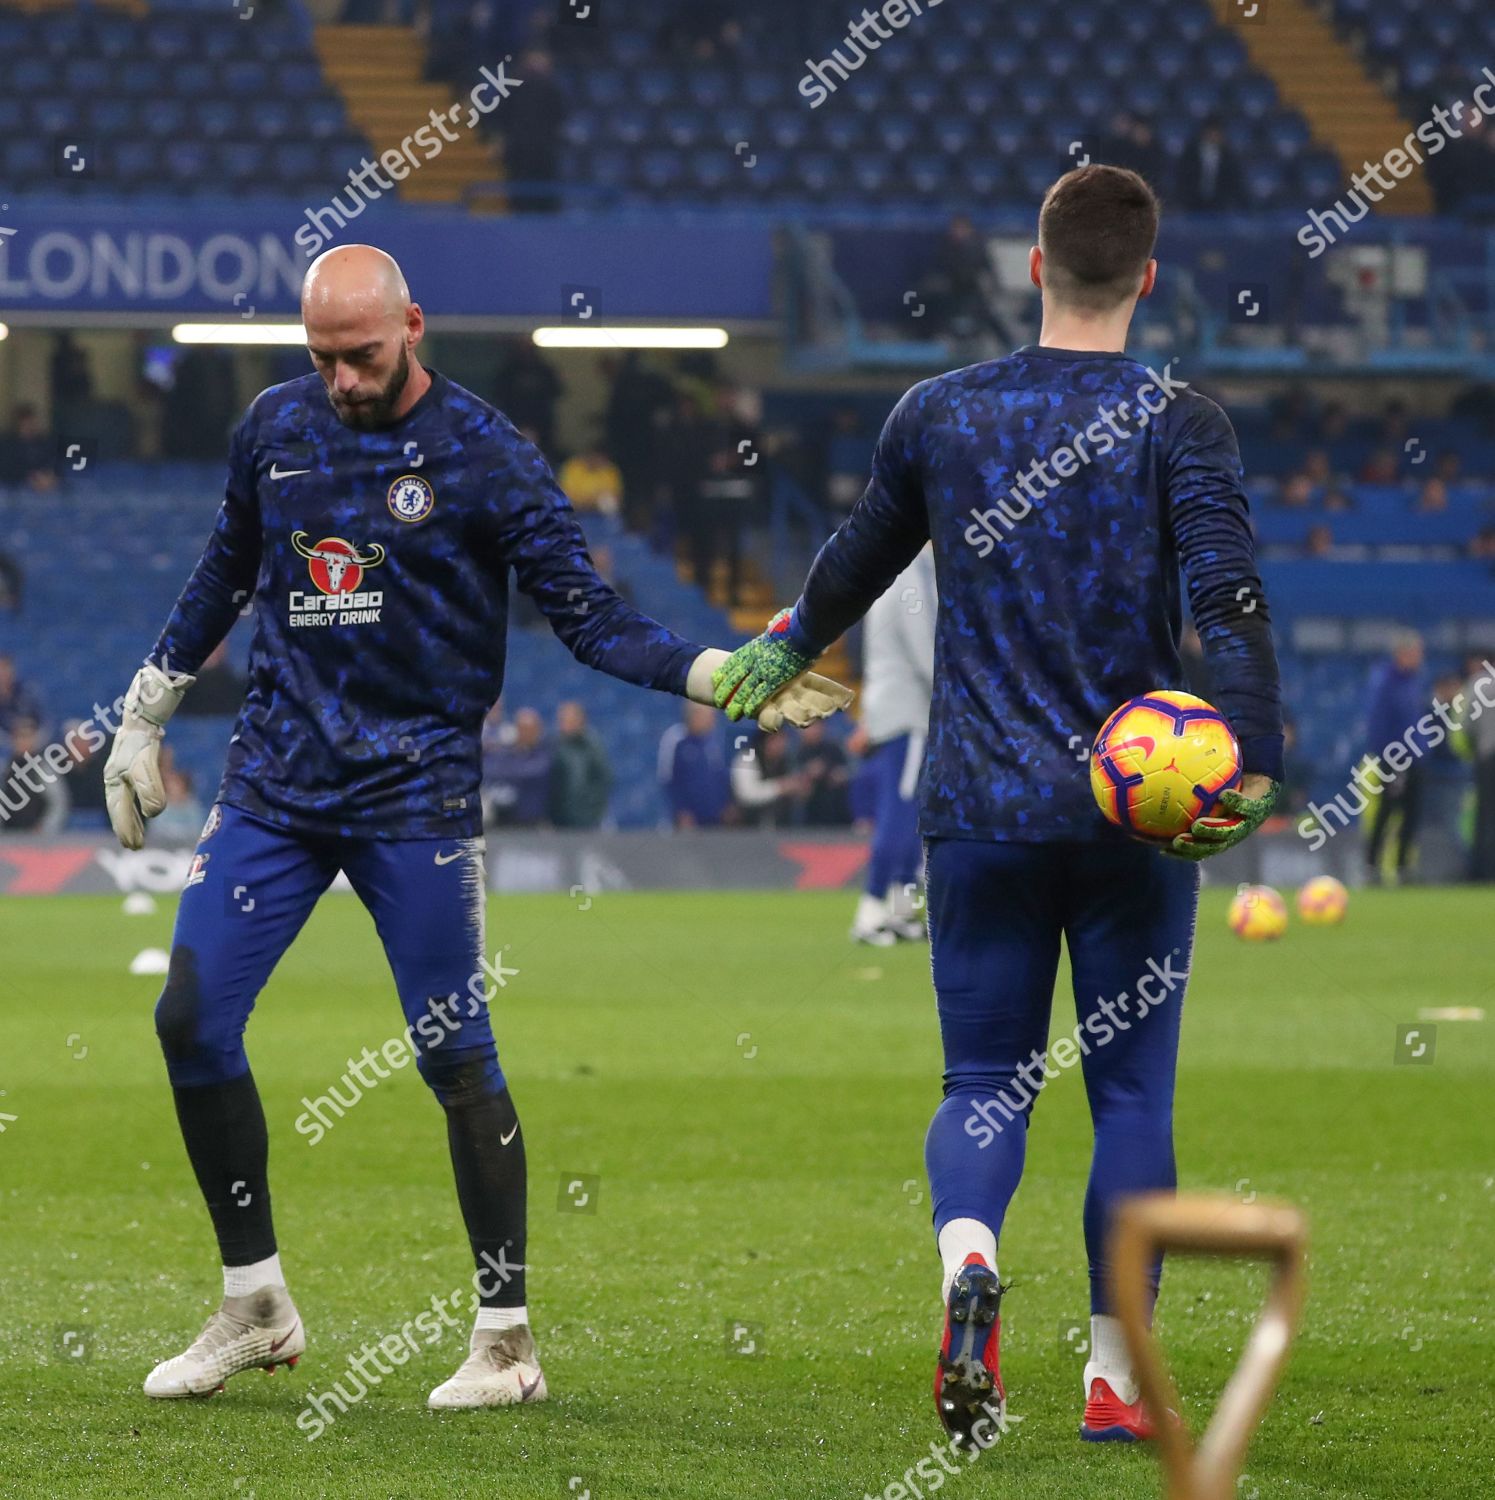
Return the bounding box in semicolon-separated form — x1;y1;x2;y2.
0;885;1490;1499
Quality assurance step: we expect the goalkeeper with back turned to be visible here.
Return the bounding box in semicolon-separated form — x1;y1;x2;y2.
713;165;1282;1452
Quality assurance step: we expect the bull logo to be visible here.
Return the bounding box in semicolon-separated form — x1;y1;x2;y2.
291;531;386;595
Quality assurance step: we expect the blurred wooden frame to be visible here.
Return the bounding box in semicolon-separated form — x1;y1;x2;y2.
1108;1193;1309;1500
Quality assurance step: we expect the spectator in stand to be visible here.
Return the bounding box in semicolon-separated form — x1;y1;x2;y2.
493;48;567;211
49;332;93;435
548;701;612;829
179;642;248;716
0;720;69;834
793;720;852;827
604;352;677;535
557;441;624;516
1434;450;1463;484
63;718;110;824
1101;110;1166;189
1358;447;1400;485
0;545;21;610
1363;631;1429;883
1462;656;1495;881
922;214;1010;357
1469;524;1495;564
1278;474;1315;508
494;339;563;456
821;404;872;519
482;706;552;827
1305;523;1334;558
0;656;45;737
1174;117;1244;212
1415;477;1449;514
657;0;740;61
0;405;60;492
658;702;732;829
731;730;806;829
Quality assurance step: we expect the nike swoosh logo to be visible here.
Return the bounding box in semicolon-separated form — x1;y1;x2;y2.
434;850;464;866
269;464;310;479
519;1371;542;1401
269;1322;300;1355
500;1123;519;1146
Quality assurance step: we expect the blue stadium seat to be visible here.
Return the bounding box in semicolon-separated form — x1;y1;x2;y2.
29;97;76;135
36;11;86;58
638;146;684;193
145;17;194;61
270;142;321;182
86;97;137;136
14;58;58;93
112;138;160;187
818;114;864;153
2;139;49;183
579;69;625;109
163;139;215;186
933;119;974;157
765;109;810;151
249;100;296;142
92;14;140;59
215;140;262;184
304;97;349;141
660;106;704;148
875;114;918;153
173;60;217;96
1042;38;1083;79
278;60;325;97
688;148;730;194
142;100;190;140
221;59;270;97
119;59;167;96
793;152;837;196
686;68;729;109
633;65;674;109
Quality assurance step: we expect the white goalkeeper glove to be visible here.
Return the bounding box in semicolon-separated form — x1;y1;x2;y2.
686;648;854;731
104;662;196;849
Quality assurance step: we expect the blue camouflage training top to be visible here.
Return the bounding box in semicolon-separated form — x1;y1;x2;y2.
150;370;703;839
782;347;1284;842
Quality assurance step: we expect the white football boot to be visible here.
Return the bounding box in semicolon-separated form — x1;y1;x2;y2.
850;893;897;946
428;1325;548;1409
143;1285;303;1398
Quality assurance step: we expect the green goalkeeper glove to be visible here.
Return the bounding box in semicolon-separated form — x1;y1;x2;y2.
1166;776;1280;861
711;608;818;722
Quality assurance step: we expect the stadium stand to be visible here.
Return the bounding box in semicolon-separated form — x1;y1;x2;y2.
0;1;369;198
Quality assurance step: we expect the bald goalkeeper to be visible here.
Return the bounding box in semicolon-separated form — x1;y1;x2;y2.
103;245;850;1411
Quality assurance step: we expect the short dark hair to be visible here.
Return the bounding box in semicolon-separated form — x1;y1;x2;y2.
1038;165;1160;313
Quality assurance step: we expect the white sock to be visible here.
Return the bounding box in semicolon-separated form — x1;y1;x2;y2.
937;1217;998;1301
474;1305;528;1334
223;1253;285;1299
1083;1313;1138;1404
853;892;887;931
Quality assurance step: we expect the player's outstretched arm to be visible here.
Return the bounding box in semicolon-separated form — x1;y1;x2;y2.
105;413;261;848
1166;773;1280;861
494;431;854;731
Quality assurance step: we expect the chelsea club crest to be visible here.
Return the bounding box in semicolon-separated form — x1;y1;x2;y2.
388;473;436;524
